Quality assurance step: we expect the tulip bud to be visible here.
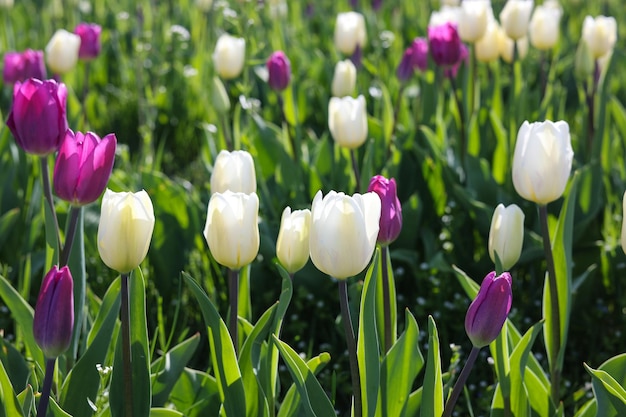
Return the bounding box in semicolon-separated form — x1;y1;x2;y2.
331;59;357;97
328;95;368;149
396;38;429;81
53;130;117;206
528;1;562;50
309;190;381;279
465;271;512;347
497;27;529;63
475;21;501;63
512;120;573;205
367;175;402;246
2;50;47;84
267;51;291;91
210;150;257;194
0;0;14;8
444;43;468;78
499;0;534;41
211;76;231;114
581;15;617;60
195;0;213;12
97;189;155;274
203;191;260;270
267;0;288;18
488;204;524;271
428;22;463;67
74;23;102;60
45;29;81;74
33;266;74;358
457;0;489;43
334;12;367;55
621;192;626;255
574;40;595;81
213;33;246;80
7;78;68;156
276;207;311;274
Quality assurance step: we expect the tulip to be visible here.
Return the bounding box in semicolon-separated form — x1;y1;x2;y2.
499;0;534;41
512;120;573;205
497;28;529;63
334;12;367;55
458;0;490;43
331;59;357;97
309;190;381;279
397;38;429;81
97;189;155;274
0;0;14;8
465;271;512;347
267;51;291;91
475;21;501;63
276;207;311;274
213;33;246;79
621;192;626;255
195;0;213;12
582;15;617;60
488;204;524;271
428;22;463;68
7;78;68;156
2;49;47;84
74;23;102;60
528;1;562;50
210;150;257;194
328;95;368;149
53;130;117;206
203;191;260;270
444;43;468;78
45;29;81;74
267;0;288;18
367;175;402;246
33;266;74;358
428;6;462;27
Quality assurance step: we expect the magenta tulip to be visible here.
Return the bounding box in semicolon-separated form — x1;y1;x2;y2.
2;49;46;84
367;175;402;246
465;271;512;347
428;22;464;68
397;37;429;81
53;130;117;206
6;78;68;156
74;22;102;60
444;43;469;78
267;51;291;91
33;266;74;359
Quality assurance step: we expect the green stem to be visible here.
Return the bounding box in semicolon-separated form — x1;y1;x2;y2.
442;346;480;417
220;113;233;151
121;273;134;417
350;149;361;194
538;204;561;405
229;268;240;356
448;75;466;174
36;359;56;417
338;279;362;417
59;206;81;267
381;245;392;353
40;157;62;258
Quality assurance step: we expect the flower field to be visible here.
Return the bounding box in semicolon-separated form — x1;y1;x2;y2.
0;0;625;416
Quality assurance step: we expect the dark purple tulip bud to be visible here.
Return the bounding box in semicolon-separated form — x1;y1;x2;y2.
465;271;512;348
428;22;463;67
397;45;416;82
372;0;382;11
2;50;46;84
267;50;291;91
54;130;117;206
74;22;102;60
6;78;68;156
33;266;74;359
367;175;402;246
444;43;469;78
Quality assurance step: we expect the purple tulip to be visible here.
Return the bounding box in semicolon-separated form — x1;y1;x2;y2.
396;37;429;82
465;271;512;347
2;49;47;84
74;22;102;60
428;22;463;68
6;78;68;156
33;266;74;359
267;51;291;91
444;43;468;78
367;175;402;246
54;130;117;206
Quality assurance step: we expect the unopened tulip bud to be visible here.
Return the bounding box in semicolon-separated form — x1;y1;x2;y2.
2;50;47;84
213;33;246;79
309;190;381;279
74;23;102;60
512;120;573;205
53;131;117;206
33;266;74;358
276;207;311;274
396;38;429;81
367;175;402;246
428;22;463;67
98;189;155;274
488;204;524;271
45;29;81;74
328;95;368;149
267;51;291;91
334;12;367;55
195;0;213;12
458;0;489;43
210;150;256;194
582;15;617;59
203;191;260;270
528;1;562;50
499;0;534;41
331;59;357;97
465;271;512;347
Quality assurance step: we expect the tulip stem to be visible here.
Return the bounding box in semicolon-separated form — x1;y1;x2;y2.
448;75;466;175
229;268;239;356
40;157;62;258
350;149;361;193
121;272;134;417
442;346;480;417
60;206;81;267
387;83;406;162
586;61;599;161
381;245;392;353
220;113;233;151
538;204;561;405
338;280;362;417
36;358;56;417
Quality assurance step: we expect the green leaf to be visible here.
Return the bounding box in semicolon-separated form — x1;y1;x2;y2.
0;359;25;417
420;316;443;417
67;206;86;361
151;334;200;406
149;408;185;417
508;321;544;417
585;364;626;416
48;397;72;417
169;368;221;417
17;385;34;417
277;353;331;417
0;208;19;249
239;264;252;324
403;388;422;417
375;247;397;354
0;337;29;393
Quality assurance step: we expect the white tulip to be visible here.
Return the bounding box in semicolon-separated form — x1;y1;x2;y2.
45;29;81;74
210;150;257;194
529;1;563;50
276;207;311;274
458;0;490;43
499;0;534;40
331;60;357;98
334;12;366;55
213;33;246;79
488;204;525;270
582;15;617;59
328;95;368;149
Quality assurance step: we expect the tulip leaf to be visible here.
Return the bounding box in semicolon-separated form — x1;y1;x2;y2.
420;316;443;417
17;384;34;416
508;321;544;417
149;408;185;416
48;397;72;417
0;208;19;249
584;353;626;417
276;353;331;417
183;272;247;417
375;246;397;354
0;336;29;394
489;325;510;410
169;368;221;417
0;359;24;417
239;264;252;324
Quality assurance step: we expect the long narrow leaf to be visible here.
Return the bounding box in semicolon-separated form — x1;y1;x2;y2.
420;316;443;417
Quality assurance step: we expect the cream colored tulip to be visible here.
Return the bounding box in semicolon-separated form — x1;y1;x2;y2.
331;60;357;98
488;204;525;270
582;15;617;59
334;12;366;55
309;190;381;279
476;21;501;62
210;150;257;194
529;1;562;50
45;29;81;74
98;189;155;274
276;207;311;274
213;33;246;79
498;26;529;63
203;191;260;270
328;95;368;149
458;0;490;43
512;120;573;205
499;0;534;40
195;0;212;12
